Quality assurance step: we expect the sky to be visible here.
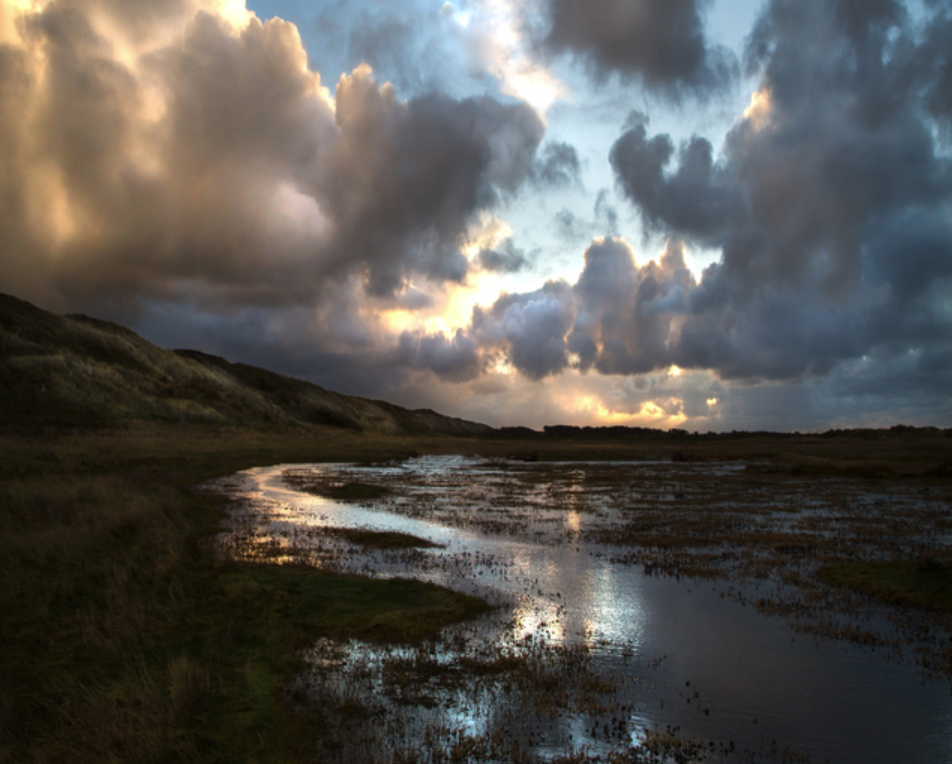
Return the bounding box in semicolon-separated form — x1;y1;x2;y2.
1;0;951;431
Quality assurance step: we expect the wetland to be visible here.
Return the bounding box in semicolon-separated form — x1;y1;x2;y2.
4;425;952;763
210;454;952;763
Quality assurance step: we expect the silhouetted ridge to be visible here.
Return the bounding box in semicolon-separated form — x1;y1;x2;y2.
0;292;491;435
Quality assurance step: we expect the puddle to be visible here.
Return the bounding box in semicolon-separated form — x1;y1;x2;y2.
208;456;952;763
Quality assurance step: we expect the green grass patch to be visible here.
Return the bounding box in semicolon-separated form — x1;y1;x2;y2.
328;481;389;500
223;563;488;643
325;527;441;550
817;559;952;610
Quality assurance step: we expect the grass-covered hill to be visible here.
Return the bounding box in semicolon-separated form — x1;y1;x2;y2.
0;292;491;436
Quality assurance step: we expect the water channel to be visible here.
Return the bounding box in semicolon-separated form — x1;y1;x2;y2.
208;456;952;763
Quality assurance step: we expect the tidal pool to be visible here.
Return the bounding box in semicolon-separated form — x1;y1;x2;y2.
209;456;952;763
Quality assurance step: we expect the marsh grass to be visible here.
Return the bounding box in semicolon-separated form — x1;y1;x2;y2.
323;528;441;550
817;559;952;610
223;564;488;643
0;424;492;763
329;482;390;501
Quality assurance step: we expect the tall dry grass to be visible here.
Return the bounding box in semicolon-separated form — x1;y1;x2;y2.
0;470;223;762
0;424;497;763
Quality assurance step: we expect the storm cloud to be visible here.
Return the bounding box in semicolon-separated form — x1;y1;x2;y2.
593;0;952;380
0;0;543;309
472;281;575;381
450;0;951;426
0;0;552;385
541;0;736;95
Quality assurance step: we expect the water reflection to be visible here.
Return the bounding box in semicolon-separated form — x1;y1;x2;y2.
209;456;952;763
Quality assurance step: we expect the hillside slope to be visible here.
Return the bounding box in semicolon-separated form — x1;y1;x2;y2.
0;293;492;436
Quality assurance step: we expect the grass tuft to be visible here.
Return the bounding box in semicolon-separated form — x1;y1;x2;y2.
817;559;952;611
324;528;441;549
328;482;389;501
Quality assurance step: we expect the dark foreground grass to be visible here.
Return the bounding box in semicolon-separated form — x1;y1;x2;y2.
0;424;490;764
817;559;952;611
327;482;390;501
322;528;441;550
224;564;486;642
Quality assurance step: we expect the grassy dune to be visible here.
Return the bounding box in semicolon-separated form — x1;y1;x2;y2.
0;292;491;436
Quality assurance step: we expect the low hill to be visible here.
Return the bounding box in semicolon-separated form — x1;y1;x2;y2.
0;293;492;436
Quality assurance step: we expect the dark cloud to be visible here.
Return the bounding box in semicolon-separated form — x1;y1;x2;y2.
569;238;695;375
477;239;531;273
323;75;544;295
541;0;736;96
2;0;949;430
0;0;544;311
394;329;483;382
531;141;582;188
865;209;952;302
0;0;553;390
895;6;952;129
614;0;951;293
470;238;696;380
610;118;738;247
472;281;574;380
454;0;951;422
591;0;952;386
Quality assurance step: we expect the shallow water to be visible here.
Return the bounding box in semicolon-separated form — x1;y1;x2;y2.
210;456;952;763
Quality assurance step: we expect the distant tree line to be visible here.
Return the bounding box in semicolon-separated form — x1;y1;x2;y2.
490;424;952;440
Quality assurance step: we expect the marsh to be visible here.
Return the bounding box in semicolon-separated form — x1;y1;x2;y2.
211;455;952;763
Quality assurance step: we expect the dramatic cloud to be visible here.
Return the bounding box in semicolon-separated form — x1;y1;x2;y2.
470;238;695;380
595;0;952;381
477;239;531;273
323;73;544;295
393;329;483;382
472;281;575;381
1;0;949;431
609;114;737;248
419;0;951;427
569;237;695;375
531;141;582;188
541;0;736;95
0;0;548;383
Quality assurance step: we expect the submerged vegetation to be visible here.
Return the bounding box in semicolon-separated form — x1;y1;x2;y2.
215;455;952;762
326;482;391;501
321;528;441;550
